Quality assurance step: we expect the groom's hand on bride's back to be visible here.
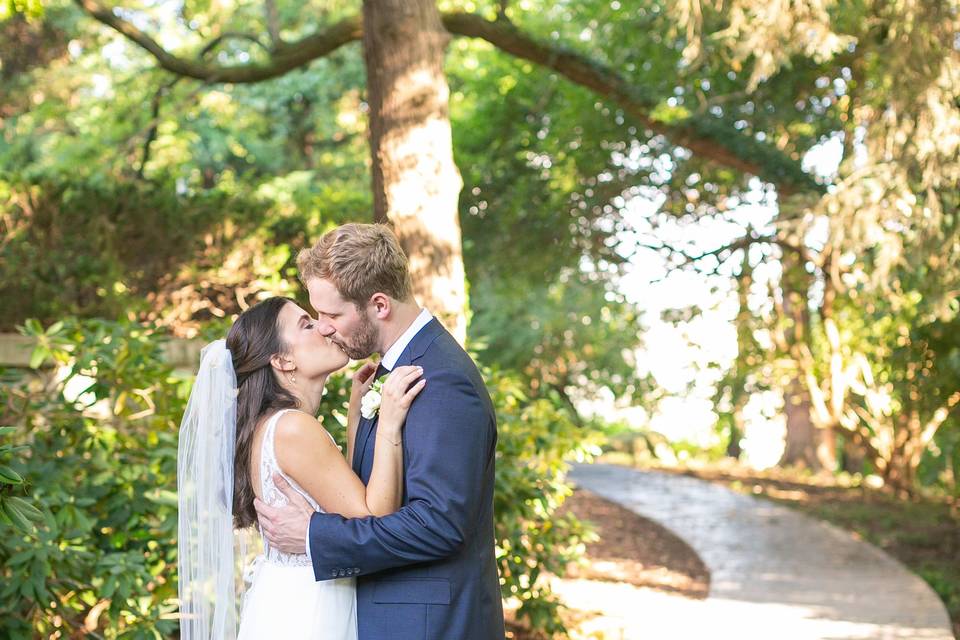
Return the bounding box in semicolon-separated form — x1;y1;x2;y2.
254;475;314;555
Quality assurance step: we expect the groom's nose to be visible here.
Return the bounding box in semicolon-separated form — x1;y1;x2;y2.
317;320;336;337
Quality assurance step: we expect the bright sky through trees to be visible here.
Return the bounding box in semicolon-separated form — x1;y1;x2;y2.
597;139;845;468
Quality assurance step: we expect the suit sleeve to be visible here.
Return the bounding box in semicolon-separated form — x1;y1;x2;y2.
307;368;494;581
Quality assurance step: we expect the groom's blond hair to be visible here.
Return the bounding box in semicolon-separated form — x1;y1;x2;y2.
297;223;414;306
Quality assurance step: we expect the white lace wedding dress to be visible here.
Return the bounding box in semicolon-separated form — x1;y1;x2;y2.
237;409;358;640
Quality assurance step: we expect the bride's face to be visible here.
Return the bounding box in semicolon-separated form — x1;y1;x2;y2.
277;301;350;378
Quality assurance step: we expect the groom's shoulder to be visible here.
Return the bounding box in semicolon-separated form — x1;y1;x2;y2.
420;328;491;394
420;323;477;369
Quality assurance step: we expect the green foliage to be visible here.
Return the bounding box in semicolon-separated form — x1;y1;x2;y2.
0;177;262;330
0;0;44;20
489;371;601;635
0;422;41;534
0;319;187;638
450;39;654;407
829;283;960;489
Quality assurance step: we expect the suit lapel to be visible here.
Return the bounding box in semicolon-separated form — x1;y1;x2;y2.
354;319;445;480
352;414;372;475
354;363;387;478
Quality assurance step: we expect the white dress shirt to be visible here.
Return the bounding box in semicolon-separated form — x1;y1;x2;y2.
380;308;433;372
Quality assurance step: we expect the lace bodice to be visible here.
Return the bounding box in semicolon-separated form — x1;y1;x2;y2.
258;408;335;566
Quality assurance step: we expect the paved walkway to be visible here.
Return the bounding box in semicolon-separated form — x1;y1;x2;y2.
557;463;954;640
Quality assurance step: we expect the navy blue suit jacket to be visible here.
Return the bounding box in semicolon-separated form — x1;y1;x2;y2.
308;319;505;640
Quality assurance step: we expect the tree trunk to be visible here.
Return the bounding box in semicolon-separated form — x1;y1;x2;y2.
726;412;744;459
881;411;923;495
726;249;752;461
882;444;918;497
362;0;467;343
780;378;835;470
778;251;836;471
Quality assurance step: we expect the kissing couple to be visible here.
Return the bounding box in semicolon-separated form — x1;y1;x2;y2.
177;223;505;639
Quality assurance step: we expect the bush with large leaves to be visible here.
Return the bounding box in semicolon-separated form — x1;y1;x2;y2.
0;319;187;638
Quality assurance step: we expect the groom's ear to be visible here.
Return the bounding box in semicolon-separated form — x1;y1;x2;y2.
369;292;391;320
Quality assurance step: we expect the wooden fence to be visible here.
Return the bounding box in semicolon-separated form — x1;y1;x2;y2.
0;334;205;372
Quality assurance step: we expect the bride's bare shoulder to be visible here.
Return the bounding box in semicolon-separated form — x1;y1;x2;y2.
273;410;337;455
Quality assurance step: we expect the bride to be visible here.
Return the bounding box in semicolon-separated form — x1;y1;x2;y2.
177;296;424;640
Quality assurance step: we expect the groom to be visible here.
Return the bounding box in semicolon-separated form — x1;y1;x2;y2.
255;223;505;639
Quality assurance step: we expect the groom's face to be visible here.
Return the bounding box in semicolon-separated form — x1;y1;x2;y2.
305;277;380;360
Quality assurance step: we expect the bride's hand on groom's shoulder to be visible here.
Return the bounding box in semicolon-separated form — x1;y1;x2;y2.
378;366;426;432
350;361;379;398
254;475;314;554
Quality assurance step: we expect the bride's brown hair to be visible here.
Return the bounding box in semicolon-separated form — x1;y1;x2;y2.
226;297;300;529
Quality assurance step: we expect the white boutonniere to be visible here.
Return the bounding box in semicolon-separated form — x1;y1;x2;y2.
360;378;384;420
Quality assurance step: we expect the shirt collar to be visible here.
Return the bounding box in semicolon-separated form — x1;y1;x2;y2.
381;308;433;371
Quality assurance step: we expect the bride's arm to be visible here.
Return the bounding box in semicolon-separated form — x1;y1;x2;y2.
275;366;425;518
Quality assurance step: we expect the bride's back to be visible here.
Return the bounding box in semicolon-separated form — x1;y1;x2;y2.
248;409;321;563
251;409;321;508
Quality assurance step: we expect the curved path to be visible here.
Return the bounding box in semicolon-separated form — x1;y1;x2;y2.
557;463;954;640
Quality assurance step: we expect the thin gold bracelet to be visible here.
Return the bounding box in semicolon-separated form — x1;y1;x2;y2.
379;433;402;446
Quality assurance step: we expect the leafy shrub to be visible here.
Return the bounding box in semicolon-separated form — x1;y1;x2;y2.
0;177;262;331
0;319;186;638
489;373;601;636
0;411;41;534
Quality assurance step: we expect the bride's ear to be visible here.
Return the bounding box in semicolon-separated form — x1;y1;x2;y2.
270;353;295;373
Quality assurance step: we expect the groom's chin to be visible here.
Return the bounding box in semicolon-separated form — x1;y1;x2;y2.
337;343;368;361
335;344;362;364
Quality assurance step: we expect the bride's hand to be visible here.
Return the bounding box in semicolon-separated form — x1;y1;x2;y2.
351;361;379;399
377;366;425;433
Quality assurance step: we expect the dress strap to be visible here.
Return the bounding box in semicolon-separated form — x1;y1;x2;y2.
264;407;297;440
269;408;341;451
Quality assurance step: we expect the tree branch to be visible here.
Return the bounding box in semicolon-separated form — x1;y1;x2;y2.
263;0;281;50
440;12;823;197
74;1;822;195
200;31;271;57
136;31;268;177
74;0;361;83
136;80;170;178
920;390;960;449
651;233;774;270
